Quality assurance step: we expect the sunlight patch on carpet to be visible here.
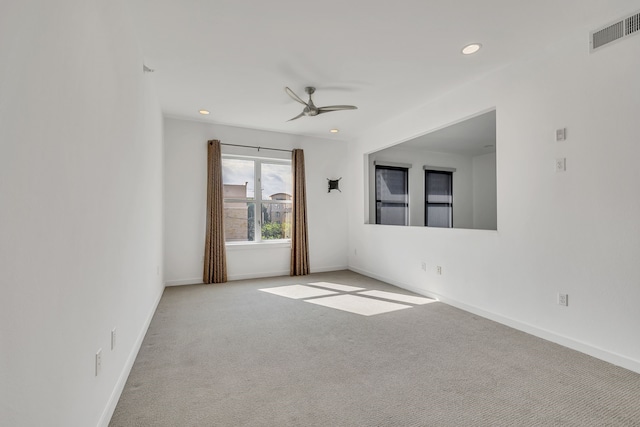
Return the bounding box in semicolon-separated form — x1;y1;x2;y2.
307;282;365;292
259;283;433;316
358;290;436;305
259;285;337;299
305;294;411;316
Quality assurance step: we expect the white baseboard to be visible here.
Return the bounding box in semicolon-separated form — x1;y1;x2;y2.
165;277;203;286
167;266;349;284
228;270;290;281
348;266;440;300
348;266;640;374
227;265;348;281
97;287;164;427
311;265;349;274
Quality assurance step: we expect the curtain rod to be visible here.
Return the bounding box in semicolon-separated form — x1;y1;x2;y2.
219;142;292;153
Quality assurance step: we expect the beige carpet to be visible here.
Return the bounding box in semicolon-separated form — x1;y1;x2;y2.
110;270;640;426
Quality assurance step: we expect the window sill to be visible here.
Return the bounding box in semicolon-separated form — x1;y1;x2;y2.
225;240;291;251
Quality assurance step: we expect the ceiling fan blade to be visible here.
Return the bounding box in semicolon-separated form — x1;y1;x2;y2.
317;105;358;113
287;111;306;122
285;87;308;106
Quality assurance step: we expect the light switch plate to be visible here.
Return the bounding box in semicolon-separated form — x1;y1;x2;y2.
556;128;566;141
95;349;102;376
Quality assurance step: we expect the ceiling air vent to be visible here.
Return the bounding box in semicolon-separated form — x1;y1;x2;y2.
626;12;640;35
591;10;640;52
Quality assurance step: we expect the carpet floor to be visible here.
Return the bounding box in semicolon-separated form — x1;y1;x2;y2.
109;270;640;426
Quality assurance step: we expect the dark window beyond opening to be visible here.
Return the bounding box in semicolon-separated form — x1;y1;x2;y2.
375;166;408;225
425;170;453;228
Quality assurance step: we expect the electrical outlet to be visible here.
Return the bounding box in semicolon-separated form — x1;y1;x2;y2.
436;266;442;275
555;158;566;172
421;262;426;271
111;328;117;350
558;293;568;307
556;128;566;141
95;349;102;376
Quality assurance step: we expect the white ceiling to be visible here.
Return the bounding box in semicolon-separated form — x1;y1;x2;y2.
128;0;636;141
391;110;496;157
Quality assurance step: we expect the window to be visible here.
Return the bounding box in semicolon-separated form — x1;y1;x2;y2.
425;170;453;228
222;156;292;242
375;165;409;225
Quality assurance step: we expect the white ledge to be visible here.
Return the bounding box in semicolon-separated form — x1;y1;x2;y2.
225;241;291;251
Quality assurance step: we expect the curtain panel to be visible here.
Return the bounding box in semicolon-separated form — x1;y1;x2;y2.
203;140;227;283
290;149;310;276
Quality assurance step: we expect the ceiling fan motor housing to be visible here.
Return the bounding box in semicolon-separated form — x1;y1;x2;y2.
285;86;357;121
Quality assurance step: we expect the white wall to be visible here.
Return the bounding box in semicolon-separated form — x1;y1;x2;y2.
0;1;164;426
348;32;640;373
472;152;497;230
164;118;348;284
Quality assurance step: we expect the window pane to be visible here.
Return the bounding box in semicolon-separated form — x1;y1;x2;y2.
376;166;408;225
426;172;452;203
261;162;292;200
222;157;293;242
222;158;255;199
224;202;255;242
261;202;291;240
376;168;408;203
426;204;452;228
376;202;407;226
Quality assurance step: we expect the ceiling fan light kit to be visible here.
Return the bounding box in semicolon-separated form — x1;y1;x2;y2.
285;86;357;121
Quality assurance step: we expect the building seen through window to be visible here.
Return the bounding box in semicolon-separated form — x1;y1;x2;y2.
221;156;292;242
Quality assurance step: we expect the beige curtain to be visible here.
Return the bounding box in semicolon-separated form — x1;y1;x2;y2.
203;140;227;283
290;149;310;276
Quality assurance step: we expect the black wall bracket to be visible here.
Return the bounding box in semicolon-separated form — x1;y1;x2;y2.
328;177;342;193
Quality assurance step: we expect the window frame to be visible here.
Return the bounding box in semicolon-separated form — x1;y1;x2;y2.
222;154;292;244
375;165;409;226
424;169;453;228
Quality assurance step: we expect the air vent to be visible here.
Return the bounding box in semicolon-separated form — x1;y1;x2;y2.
590;10;640;52
626;12;640;35
592;21;624;50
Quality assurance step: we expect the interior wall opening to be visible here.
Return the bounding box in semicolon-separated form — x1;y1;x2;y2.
366;109;497;231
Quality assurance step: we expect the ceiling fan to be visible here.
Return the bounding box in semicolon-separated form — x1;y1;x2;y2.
285;86;357;121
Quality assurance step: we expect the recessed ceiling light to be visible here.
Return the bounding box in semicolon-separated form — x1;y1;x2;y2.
330;129;339;133
462;43;482;55
199;110;210;115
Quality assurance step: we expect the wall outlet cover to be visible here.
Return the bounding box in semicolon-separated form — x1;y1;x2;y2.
558;293;569;306
555;158;566;172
